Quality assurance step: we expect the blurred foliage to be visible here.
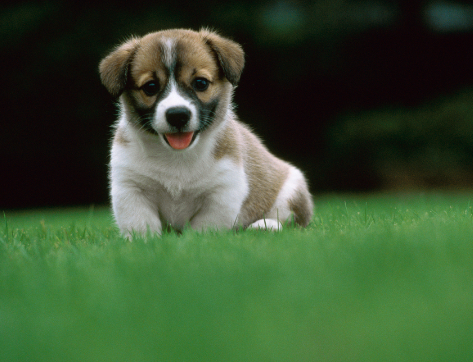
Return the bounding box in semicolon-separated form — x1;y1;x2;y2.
326;88;473;190
1;0;473;207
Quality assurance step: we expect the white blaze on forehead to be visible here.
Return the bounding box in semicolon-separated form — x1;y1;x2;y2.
152;37;199;132
158;80;193;111
161;37;175;68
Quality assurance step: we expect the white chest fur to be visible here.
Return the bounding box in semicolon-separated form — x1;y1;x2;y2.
110;122;248;232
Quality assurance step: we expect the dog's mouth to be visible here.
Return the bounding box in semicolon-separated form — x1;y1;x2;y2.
163;131;198;150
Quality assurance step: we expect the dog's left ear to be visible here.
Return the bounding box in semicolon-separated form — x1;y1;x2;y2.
99;37;140;97
201;30;245;86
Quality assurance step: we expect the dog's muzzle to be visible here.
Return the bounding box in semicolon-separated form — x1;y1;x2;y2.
166;107;191;130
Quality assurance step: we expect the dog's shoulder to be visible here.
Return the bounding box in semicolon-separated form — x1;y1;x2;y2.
212;117;244;164
212;117;283;164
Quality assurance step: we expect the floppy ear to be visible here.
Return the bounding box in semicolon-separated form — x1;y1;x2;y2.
200;30;245;86
99;37;140;97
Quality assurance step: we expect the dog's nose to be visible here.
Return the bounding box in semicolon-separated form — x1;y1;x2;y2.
166;107;191;129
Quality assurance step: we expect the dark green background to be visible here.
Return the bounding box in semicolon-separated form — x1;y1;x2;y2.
2;0;473;208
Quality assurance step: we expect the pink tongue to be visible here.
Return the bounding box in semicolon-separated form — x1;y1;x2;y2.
164;132;194;150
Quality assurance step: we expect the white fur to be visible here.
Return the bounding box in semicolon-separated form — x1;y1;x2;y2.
111;109;249;236
271;166;305;220
161;37;175;68
154;80;198;135
248;219;283;231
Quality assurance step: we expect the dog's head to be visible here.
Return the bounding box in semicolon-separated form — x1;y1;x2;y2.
99;29;245;150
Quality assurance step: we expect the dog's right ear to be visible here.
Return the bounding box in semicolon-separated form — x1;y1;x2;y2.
200;29;245;86
99;38;140;97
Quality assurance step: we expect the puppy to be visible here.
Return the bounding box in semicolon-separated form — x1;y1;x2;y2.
99;28;313;237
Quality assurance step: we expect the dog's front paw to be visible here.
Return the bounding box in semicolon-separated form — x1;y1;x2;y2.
248;219;283;232
117;218;162;240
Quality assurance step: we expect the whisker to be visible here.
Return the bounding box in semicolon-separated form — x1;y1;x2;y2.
130;113;156;134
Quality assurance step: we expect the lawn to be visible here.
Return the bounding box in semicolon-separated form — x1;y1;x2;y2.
1;193;473;362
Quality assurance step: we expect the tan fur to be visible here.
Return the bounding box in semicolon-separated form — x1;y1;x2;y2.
240;126;291;225
289;186;313;227
100;29;244;100
99;38;140;97
212;119;242;163
213;119;293;226
199;29;245;85
114;126;130;146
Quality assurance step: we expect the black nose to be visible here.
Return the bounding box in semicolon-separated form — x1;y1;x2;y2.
166;107;191;129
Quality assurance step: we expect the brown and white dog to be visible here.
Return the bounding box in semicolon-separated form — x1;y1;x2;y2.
99;28;313;237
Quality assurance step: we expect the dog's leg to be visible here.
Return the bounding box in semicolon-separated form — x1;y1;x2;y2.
269;167;313;227
112;186;162;239
190;188;244;232
190;202;241;232
190;163;248;232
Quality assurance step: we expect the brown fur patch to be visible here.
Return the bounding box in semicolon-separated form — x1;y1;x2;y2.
175;36;223;104
200;29;245;85
238;124;290;225
212;119;290;226
100;29;244;102
127;34;170;107
213;119;242;163
121;29;239;107
288;186;313;227
99;38;140;97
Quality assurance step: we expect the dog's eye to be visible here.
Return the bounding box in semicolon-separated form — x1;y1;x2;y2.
193;78;210;92
141;81;159;96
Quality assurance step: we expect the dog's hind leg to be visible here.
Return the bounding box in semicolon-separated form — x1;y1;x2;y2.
269;167;313;227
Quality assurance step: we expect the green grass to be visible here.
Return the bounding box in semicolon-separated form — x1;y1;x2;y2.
1;193;473;362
